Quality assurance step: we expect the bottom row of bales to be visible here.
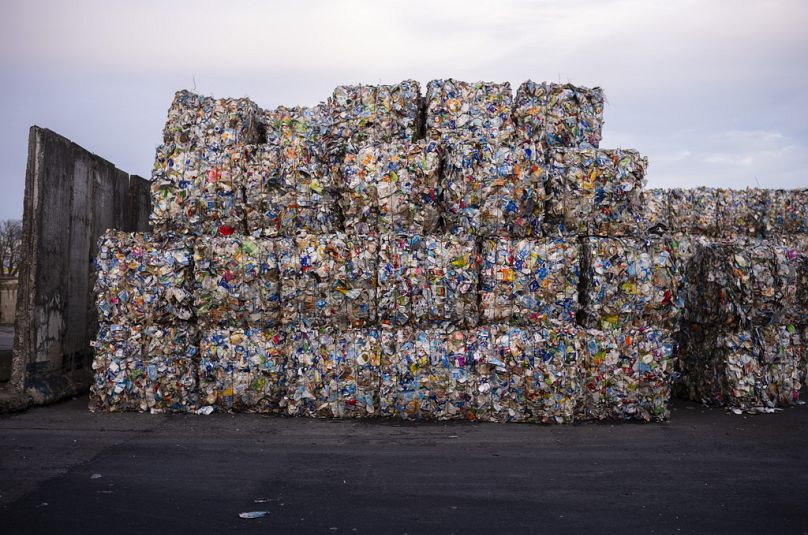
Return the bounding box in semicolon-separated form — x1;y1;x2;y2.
90;323;676;423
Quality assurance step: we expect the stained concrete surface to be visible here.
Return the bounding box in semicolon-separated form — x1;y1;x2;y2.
1;397;807;535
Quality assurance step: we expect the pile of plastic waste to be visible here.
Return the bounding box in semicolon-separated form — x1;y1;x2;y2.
91;81;807;420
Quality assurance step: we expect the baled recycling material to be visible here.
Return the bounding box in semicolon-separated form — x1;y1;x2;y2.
580;237;683;330
576;327;674;422
479;237;579;326
90;82;808;420
90;323;199;413
281;233;378;328
198;327;287;413
546;148;647;236
341;140;441;235
376;234;479;328
193;236;291;329
94;230;193;326
242;144;341;237
676;322;803;413
512;81;604;152
425;79;513;144
685;240;802;327
162;90;262;152
442;141;546;237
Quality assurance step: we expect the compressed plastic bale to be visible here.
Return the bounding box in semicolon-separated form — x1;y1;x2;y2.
766;189;808;235
465;324;583;424
161;90;262;152
376;234;479;328
193;236;291;329
678;324;803;412
281;233;378;328
150;145;247;236
580;237;682;330
264;104;328;151
285;326;381;418
512;81;604;151
197;327;287;413
642;188;670;232
546;148;646;237
667;187;718;236
480;237;579;326
90;324;198;413
340;140;441;235
716;188;769;238
576;327;674;422
378;327;475;421
241;144;341;237
94;230;193;327
325;81;421;167
685;241;802;326
442;141;546;237
425;79;514;144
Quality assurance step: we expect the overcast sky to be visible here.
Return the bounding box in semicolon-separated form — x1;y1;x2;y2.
1;0;806;219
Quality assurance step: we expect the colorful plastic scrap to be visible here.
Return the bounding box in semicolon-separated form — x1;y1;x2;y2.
340;140;441;235
512;81;604;151
766;188;808;235
94;230;194;326
676;322;803;413
161;90;262;152
425;79;514;144
480;237;580;326
576;327;674;422
281;233;378;328
442;141;546;237
197;327;287;413
90;323;199;413
580;237;683;330
685;240;802;327
376;234;479;328
667;187;718;236
285;326;381;418
546;148;647;236
193;236;292;329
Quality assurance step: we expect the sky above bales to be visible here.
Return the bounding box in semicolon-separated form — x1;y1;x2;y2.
1;0;806;218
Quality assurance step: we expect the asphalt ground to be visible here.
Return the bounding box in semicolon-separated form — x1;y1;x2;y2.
1;397;807;535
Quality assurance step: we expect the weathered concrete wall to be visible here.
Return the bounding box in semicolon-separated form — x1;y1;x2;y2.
11;127;151;405
0;277;18;324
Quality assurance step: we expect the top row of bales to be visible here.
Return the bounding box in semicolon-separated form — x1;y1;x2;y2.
151;81;658;239
160;80;604;154
643;187;808;238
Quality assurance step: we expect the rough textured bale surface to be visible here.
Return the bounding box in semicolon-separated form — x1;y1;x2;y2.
91;324;198;413
376;234;478;328
425;79;513;144
580;237;682;330
576;327;674;422
285;327;381;418
546;148;646;236
281;233;378;328
197;328;287;413
442;141;546;237
676;323;803;413
340;140;441;235
94;231;194;326
193;236;291;329
685;241;802;326
512;81;604;152
480;237;579;326
667;187;718;236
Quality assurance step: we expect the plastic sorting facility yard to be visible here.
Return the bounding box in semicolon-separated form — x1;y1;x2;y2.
90;80;808;421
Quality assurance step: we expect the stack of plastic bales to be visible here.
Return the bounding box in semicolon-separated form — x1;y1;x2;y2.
150;91;262;236
677;240;804;412
94;79;788;423
90;231;198;412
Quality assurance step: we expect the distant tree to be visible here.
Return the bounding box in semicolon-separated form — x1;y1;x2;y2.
0;219;22;277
